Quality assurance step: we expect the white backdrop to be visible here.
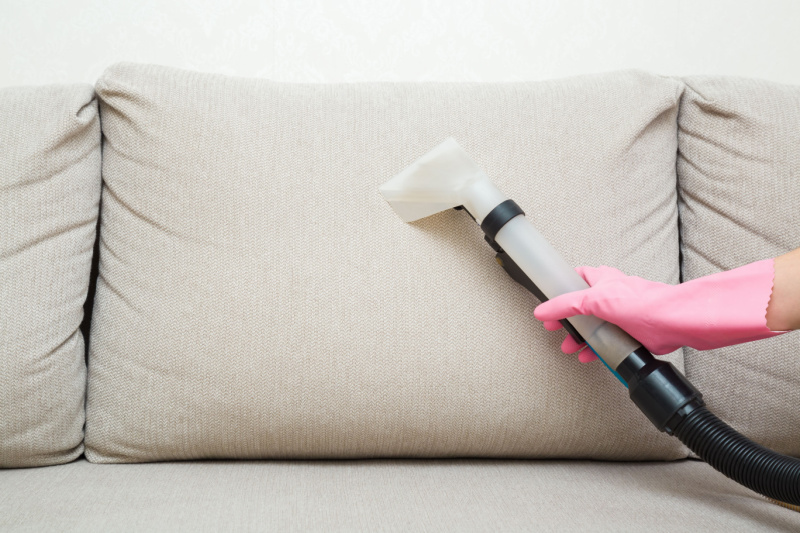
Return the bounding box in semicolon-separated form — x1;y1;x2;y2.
2;0;799;88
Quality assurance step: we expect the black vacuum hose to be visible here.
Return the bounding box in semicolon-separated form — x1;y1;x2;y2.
673;405;800;506
616;347;800;508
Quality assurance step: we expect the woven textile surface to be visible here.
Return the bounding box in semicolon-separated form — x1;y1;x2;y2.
3;459;799;532
678;76;800;456
0;84;101;467
87;63;686;462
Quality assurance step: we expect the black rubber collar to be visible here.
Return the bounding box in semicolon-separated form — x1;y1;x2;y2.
480;199;525;241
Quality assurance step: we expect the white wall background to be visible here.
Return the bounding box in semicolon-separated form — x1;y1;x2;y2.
2;0;799;88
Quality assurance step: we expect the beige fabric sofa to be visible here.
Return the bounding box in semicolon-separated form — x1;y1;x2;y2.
1;65;799;531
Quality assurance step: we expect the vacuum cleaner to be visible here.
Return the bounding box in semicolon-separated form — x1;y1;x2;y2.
379;138;800;508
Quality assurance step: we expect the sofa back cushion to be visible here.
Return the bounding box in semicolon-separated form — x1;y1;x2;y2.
86;63;686;462
0;84;101;467
678;76;800;455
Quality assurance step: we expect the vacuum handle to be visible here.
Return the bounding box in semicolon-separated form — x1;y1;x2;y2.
494;251;585;345
492;214;642;372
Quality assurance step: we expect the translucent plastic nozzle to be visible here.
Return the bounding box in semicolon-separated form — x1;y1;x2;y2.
379;138;505;223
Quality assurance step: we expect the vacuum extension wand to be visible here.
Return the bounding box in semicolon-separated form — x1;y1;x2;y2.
380;138;800;507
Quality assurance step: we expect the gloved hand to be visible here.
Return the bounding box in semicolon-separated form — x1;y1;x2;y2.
533;259;785;362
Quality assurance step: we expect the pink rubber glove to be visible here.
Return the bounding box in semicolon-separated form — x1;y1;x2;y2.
533;259;785;362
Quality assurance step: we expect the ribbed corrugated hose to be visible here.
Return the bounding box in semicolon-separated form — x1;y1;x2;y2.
673;406;800;509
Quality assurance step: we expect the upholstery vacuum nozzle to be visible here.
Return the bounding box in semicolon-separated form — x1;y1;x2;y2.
380;138;800;508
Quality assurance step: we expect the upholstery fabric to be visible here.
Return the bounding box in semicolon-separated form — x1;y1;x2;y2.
1;459;799;532
0;84;101;467
87;62;686;462
677;76;800;455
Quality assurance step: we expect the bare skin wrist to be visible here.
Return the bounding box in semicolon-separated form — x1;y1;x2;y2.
766;248;800;331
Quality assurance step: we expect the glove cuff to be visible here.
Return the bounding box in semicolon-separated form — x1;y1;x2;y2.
681;258;787;350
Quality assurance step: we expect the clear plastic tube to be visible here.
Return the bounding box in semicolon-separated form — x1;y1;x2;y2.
494;215;642;370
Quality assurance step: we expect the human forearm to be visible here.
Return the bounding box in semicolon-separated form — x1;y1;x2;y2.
766;247;800;331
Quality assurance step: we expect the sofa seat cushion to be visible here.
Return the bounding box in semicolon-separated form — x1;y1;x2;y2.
0;84;101;467
1;459;798;532
677;76;800;456
88;62;686;462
